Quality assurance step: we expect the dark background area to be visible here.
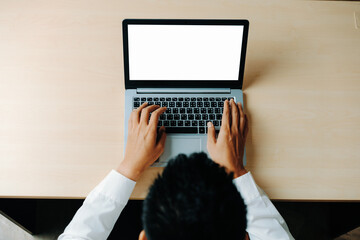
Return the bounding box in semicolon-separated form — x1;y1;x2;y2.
1;199;360;240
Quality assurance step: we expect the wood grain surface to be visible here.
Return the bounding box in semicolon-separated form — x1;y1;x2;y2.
0;0;359;200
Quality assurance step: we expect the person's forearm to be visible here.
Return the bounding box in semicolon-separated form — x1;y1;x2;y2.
58;170;136;240
233;168;248;179
233;172;294;240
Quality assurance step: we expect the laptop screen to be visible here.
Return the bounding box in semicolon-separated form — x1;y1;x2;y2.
127;25;244;81
123;19;249;89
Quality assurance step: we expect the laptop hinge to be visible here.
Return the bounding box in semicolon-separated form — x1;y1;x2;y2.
136;88;231;94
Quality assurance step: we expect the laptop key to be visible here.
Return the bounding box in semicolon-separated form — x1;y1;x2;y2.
180;108;186;113
141;97;146;101
174;114;180;120
134;102;140;108
165;127;198;134
197;97;202;101
179;97;184;101
199;127;206;134
158;121;163;126
171;121;177;126
166;97;171;101
188;114;194;120
162;102;168;107
185;97;190;101
134;97;140;101
178;120;184;126
185;121;191;126
216;97;221;101
172;108;179;113
181;114;187;120
169;102;175;107
183;102;189;107
216;114;222;120
154;97;159;101
191;97;196;101
164;121;170;126
160;97;165;101
194;108;200;113
176;102;182;107
155;101;161;106
192;121;198;126
172;97;178;101
147;97;153;101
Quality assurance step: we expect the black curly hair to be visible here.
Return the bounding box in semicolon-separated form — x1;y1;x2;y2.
142;152;247;240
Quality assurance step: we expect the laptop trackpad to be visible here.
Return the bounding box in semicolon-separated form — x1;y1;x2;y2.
159;137;201;163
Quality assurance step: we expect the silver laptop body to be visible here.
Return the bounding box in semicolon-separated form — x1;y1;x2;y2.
123;19;249;166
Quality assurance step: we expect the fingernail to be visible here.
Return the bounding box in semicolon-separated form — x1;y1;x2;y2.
207;122;213;127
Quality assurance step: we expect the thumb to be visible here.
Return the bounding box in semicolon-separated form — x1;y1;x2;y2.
244;115;249;140
156;126;167;153
207;122;216;145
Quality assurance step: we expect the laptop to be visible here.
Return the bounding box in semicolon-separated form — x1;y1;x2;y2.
123;19;249;166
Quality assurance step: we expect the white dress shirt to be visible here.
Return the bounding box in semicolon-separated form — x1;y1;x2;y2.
58;170;294;240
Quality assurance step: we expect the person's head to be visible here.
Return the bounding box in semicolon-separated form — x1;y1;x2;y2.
139;152;247;240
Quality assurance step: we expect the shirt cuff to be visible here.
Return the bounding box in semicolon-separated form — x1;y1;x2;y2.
233;172;261;204
92;170;136;204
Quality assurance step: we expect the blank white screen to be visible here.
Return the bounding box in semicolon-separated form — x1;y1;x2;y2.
128;25;243;80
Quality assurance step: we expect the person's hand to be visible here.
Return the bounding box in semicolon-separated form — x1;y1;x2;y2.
207;99;249;178
117;103;167;181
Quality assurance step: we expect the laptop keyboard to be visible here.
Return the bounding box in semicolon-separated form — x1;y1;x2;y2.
132;96;235;134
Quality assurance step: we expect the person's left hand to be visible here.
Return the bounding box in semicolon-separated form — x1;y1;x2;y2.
116;102;167;181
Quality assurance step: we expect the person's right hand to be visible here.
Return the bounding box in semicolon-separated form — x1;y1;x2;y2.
207;99;249;178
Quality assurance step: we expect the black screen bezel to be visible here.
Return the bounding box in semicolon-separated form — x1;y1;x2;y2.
123;19;249;89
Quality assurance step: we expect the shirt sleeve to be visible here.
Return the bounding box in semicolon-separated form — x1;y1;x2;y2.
233;172;294;240
58;170;136;240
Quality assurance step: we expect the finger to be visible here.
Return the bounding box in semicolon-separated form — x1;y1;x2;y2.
207;121;216;145
148;106;167;129
220;100;230;132
155;126;167;154
231;99;239;133
140;105;160;125
238;102;245;135
132;102;148;123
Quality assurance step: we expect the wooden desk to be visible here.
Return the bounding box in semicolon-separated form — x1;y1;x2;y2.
0;0;359;200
